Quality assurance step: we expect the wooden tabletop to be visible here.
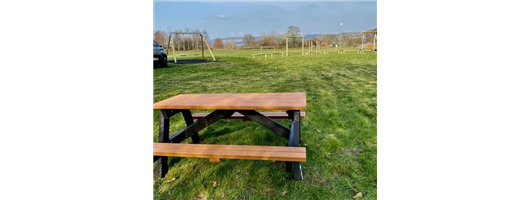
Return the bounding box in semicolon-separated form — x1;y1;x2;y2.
153;92;306;110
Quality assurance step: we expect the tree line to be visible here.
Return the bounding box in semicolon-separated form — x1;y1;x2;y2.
154;25;367;50
153;28;210;51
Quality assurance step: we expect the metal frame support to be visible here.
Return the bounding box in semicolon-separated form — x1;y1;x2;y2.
156;110;180;179
237;110;291;139
169;110;235;143
155;109;302;180
285;110;302;180
182;110;200;143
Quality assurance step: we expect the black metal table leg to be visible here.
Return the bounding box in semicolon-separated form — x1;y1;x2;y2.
154;110;180;163
286;111;294;172
182;110;200;143
155;110;232;179
154;109;302;180
292;110;302;180
237;110;290;139
156;110;171;180
286;110;302;180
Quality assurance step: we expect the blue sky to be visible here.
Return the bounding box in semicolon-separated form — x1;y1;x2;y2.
154;1;376;38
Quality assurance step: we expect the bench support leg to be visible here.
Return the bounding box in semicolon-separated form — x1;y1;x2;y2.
286;110;302;180
155;109;303;180
237;110;291;139
182;110;200;144
156;110;174;180
154;110;181;164
169;110;235;142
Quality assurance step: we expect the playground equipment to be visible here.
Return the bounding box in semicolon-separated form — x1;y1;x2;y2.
308;40;323;55
252;46;285;58
251;53;268;59
323;50;345;55
260;46;276;54
285;35;304;57
361;30;377;53
170;31;216;63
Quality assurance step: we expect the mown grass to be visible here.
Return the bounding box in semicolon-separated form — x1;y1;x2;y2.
153;47;377;199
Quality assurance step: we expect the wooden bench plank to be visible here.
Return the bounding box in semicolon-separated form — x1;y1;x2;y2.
155;143;306;153
154;148;307;162
153;143;306;162
191;111;306;120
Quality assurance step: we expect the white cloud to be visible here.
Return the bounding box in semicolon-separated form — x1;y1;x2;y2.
218;15;225;18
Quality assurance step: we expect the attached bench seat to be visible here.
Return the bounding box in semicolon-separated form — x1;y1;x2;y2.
192;111;306;121
154;143;306;163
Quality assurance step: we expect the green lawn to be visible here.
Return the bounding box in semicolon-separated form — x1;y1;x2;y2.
153;47;377;199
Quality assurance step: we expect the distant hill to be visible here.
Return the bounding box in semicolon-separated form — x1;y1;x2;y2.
219;36;262;46
219;32;364;46
304;34;326;40
305;32;363;40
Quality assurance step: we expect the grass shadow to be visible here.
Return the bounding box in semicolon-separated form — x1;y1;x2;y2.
167;59;218;64
168;157;184;168
200;126;237;140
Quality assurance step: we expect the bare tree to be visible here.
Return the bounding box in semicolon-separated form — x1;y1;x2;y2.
242;34;255;46
287;25;301;47
153;30;169;49
184;28;190;50
323;34;339;47
225;39;236;49
186;38;193;50
169;28;214;51
167;27;173;49
174;29;183;51
201;29;210;46
213;37;224;49
287;25;301;36
275;34;285;47
191;28;200;50
345;36;362;47
259;32;278;47
304;38;317;47
249;40;260;48
201;30;211;49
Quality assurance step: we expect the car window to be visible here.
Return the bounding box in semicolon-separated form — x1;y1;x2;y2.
153;41;158;47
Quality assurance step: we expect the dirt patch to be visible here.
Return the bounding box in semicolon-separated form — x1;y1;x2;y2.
341;149;360;157
304;174;328;186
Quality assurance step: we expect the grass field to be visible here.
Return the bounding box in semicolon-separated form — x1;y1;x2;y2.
153;47;377;199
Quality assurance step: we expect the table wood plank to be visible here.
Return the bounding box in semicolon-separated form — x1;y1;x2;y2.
191;111;306;120
153;92;306;110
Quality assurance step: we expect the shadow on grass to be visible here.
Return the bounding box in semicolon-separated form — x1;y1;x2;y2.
200;126;236;140
167;59;218;64
168;157;184;168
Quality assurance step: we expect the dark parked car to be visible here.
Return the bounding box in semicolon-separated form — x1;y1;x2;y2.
153;40;167;68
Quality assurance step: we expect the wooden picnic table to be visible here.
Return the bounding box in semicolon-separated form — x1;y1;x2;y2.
153;92;307;180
